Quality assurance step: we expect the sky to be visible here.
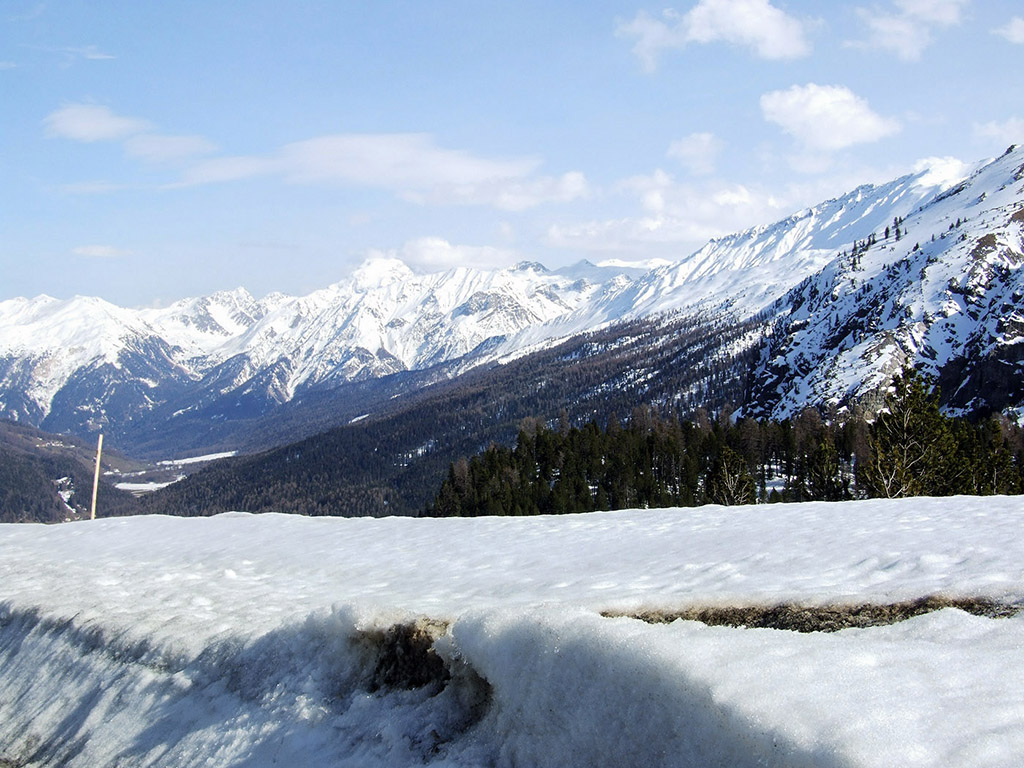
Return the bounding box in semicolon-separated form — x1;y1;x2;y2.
2;0;1023;307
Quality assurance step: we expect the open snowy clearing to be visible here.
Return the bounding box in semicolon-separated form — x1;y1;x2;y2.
1;497;1023;767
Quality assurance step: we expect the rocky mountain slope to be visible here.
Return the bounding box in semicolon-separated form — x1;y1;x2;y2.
2;146;1022;457
749;145;1024;419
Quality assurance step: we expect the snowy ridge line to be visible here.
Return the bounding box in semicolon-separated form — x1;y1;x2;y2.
4;149;1015;441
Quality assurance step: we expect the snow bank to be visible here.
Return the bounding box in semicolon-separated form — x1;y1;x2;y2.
1;497;1023;766
452;606;1024;768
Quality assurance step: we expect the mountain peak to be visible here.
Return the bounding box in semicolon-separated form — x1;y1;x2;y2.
351;258;415;290
510;261;549;273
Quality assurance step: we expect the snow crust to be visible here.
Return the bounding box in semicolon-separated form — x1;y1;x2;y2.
1;496;1023;766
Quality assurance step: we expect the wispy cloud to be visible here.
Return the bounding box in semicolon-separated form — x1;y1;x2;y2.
25;43;116;66
760;83;901;154
667;132;725;175
72;245;131;259
846;0;970;61
64;44;115;60
45;103;586;211
45;102;219;174
993;16;1024;44
364;237;520;272
44;103;151;142
546;158;925;257
0;61;17;70
124;134;218;164
617;0;811;73
973;117;1024;148
547;170;788;256
177;133;588;211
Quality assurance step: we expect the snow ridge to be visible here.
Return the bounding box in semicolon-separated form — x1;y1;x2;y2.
1;146;1022;435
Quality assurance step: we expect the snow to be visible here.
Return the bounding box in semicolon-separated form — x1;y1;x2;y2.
156;450;238;466
113;477;184;493
1;496;1023;766
756;144;1024;417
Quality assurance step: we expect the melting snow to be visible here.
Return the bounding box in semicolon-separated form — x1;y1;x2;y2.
1;496;1023;766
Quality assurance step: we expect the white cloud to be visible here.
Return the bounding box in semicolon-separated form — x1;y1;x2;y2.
278;134;537;188
44;104;150;142
175;154;280;185
548;171;788;256
617;0;810;72
895;0;968;25
124;134;218;164
760;83;901;153
0;61;16;70
178;133;586;210
993;17;1024;44
973;117;1024;148
420;171;589;211
851;9;932;60
45;104;584;211
64;45;116;61
45;103;218;175
667;132;724;175
547;153;961;260
847;0;968;60
910;155;971;188
616;10;688;73
685;0;811;57
365;237;519;272
72;245;131;259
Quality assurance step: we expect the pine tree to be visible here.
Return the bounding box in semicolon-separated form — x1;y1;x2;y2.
705;445;756;506
859;368;961;497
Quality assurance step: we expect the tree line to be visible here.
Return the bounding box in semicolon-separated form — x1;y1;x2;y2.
427;369;1024;517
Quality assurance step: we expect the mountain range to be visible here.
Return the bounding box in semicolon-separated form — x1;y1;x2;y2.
2;145;1023;465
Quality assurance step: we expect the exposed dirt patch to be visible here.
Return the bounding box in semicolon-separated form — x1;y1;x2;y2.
360;617;452;692
352;618;493;755
1010;206;1024;224
604;596;1021;633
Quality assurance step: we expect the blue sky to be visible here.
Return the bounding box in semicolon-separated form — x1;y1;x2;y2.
3;0;1023;306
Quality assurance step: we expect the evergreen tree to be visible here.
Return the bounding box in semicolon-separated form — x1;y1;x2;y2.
859;368;961;497
705;445;756;506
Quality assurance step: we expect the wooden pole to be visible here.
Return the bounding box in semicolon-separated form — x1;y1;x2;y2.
90;433;104;520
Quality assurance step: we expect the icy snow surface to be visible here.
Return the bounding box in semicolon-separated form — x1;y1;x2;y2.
2;497;1024;766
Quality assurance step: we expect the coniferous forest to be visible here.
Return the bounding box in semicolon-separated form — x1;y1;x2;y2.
428;370;1024;517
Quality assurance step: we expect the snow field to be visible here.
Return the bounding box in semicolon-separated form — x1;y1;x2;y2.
1;496;1024;766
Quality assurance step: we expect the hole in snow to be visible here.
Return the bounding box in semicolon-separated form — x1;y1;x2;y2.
351;617;493;752
358;618;452;692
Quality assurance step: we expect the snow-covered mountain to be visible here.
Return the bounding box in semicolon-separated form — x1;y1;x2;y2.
0;259;636;438
2;146;1023;448
748;146;1024;418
